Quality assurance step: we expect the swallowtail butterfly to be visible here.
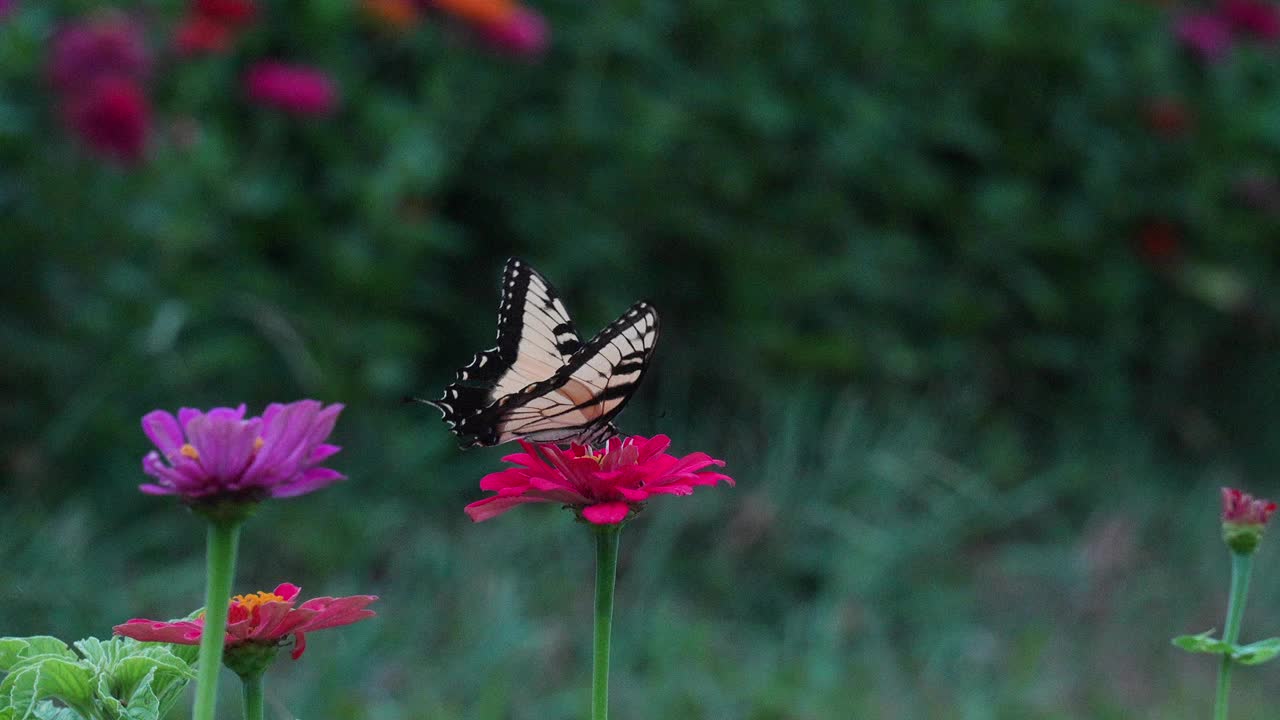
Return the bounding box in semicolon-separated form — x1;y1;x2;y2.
413;258;659;448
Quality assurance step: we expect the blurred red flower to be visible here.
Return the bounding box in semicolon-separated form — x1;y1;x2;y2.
1143;97;1194;136
466;435;734;524
175;15;234;55
1134;220;1182;266
1175;12;1234;60
1222;487;1277;526
1222;0;1280;41
194;0;258;27
245;62;340;116
64;76;150;162
114;583;376;661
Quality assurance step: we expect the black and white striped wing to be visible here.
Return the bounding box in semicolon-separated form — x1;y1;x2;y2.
475;302;658;446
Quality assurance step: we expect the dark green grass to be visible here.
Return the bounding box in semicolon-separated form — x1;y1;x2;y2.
4;392;1274;719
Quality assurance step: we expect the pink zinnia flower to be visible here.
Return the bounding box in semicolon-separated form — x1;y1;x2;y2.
48;15;150;94
1222;0;1280;41
245;62;339;116
1222;487;1276;526
1175;12;1234;61
140;400;344;502
476;7;549;56
63;76;150;162
466;435;734;524
114;583;376;661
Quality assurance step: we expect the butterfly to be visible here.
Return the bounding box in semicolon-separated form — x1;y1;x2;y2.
412;258;659;448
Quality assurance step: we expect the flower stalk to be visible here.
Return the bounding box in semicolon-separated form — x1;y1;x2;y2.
592;524;621;720
1215;551;1254;720
193;518;242;720
241;671;265;720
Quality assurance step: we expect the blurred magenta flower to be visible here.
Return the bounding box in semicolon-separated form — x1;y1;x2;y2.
466;435;734;524
1223;0;1280;41
477;7;549;56
245;62;339;116
1175;12;1234;60
140;400;345;502
0;0;15;20
1222;487;1277;526
114;583;377;661
48;15;150;94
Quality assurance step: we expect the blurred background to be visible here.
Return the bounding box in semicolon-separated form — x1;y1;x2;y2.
4;0;1280;717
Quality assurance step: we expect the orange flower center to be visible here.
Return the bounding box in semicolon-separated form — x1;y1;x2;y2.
180;443;200;460
231;591;286;613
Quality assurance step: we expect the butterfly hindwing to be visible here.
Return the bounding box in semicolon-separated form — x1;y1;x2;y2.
425;259;657;448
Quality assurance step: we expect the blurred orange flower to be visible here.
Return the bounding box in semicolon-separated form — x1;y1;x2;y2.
363;0;421;30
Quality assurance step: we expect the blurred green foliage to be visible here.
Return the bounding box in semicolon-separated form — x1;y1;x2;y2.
4;0;1280;717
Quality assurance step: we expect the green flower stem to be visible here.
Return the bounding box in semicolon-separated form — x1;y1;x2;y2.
241;672;265;720
591;524;621;720
193;518;242;720
1215;551;1254;720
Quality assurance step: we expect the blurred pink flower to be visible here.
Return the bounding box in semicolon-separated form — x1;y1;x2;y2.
0;0;16;20
477;7;549;56
1175;12;1234;60
466;435;734;524
245;62;340;116
64;77;150;162
140;400;345;502
1222;0;1280;41
1222;487;1277;526
114;583;377;661
48;15;149;94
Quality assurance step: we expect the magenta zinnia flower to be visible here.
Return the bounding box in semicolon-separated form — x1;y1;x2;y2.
466;434;734;524
48;15;150;95
114;583;376;661
476;7;549;56
140;400;344;503
1223;0;1280;41
245;62;339;116
64;76;150;162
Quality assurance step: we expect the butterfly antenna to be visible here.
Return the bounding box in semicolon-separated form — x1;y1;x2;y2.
403;395;445;413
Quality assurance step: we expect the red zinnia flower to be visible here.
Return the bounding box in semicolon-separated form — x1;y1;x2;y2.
114;583;377;661
245;62;339;116
1222;0;1280;41
466;435;734;524
1175;12;1234;61
1143;97;1194;137
1222;487;1276;526
1134;220;1182;266
64;77;150;162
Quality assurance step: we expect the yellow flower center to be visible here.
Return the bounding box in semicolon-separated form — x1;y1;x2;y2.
253;436;265;452
231;591;286;613
180;444;200;460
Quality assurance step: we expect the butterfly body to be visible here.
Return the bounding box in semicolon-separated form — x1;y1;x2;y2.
419;258;658;448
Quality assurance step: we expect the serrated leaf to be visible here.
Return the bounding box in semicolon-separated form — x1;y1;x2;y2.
1172;630;1234;655
1233;637;1280;665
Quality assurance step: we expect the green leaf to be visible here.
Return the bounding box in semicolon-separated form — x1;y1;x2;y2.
0;658;95;719
0;638;75;672
1233;637;1280;665
1172;630;1234;655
